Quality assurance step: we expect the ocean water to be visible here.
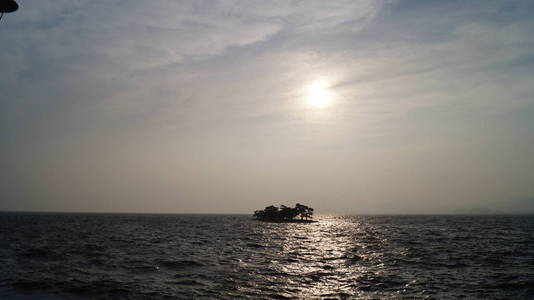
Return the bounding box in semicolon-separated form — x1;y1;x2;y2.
0;213;533;299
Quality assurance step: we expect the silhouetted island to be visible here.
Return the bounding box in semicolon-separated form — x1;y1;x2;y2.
253;203;316;223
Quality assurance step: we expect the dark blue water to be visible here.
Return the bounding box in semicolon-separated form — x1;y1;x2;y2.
1;213;533;299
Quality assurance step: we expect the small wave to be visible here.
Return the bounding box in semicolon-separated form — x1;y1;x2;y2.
322;265;335;270
321;292;352;299
13;279;53;291
263;270;291;277
303;271;331;282
166;279;206;286
129;265;159;273
266;293;293;299
497;280;534;289
19;247;62;261
345;254;361;262
157;259;204;270
84;243;104;251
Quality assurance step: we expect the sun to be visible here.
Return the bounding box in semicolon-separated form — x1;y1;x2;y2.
306;81;333;109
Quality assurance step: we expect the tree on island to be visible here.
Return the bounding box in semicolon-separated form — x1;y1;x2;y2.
253;203;314;222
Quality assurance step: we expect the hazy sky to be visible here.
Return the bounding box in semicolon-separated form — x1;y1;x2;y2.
1;0;533;214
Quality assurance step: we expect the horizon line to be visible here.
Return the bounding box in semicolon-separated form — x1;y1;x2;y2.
1;210;533;216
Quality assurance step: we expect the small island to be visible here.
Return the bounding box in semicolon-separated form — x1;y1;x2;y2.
253;203;316;223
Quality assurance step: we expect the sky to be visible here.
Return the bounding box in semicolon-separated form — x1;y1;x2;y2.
1;0;533;214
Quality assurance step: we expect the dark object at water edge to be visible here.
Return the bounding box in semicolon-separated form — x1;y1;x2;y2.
253;203;315;222
0;0;18;13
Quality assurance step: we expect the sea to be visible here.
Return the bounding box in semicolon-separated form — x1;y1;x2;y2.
0;213;533;299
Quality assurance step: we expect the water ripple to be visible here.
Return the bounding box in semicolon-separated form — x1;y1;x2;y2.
0;213;533;299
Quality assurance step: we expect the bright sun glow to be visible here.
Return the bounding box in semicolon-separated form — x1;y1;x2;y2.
306;81;333;109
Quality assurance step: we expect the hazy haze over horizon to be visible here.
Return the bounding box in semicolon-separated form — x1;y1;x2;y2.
1;0;533;214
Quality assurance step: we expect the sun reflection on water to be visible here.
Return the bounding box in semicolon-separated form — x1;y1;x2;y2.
251;215;378;298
